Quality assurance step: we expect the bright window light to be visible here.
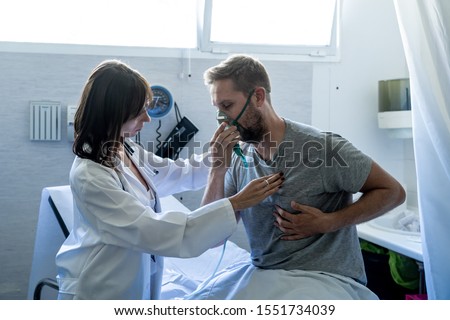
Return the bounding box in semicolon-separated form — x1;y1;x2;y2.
200;0;339;56
1;0;339;58
210;0;336;46
0;0;197;48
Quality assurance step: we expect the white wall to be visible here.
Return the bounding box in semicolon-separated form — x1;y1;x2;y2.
313;0;417;206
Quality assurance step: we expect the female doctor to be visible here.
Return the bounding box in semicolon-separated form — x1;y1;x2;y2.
55;59;284;300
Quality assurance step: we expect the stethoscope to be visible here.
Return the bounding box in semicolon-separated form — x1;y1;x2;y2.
124;141;159;176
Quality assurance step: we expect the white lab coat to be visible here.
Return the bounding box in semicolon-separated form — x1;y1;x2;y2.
55;141;237;299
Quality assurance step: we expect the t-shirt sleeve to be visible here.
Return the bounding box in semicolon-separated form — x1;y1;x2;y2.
320;133;372;193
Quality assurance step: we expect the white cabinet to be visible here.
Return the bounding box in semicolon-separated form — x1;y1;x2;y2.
378;78;412;138
378;110;412;138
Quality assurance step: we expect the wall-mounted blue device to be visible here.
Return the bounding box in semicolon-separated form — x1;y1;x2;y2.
148;85;174;118
150;85;199;160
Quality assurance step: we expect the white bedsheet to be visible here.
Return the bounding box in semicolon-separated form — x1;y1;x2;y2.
161;240;250;299
161;239;378;300
184;263;378;300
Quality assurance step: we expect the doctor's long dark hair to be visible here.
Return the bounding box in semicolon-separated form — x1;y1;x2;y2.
73;60;152;168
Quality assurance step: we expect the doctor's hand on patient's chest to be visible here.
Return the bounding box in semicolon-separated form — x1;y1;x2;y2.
273;202;335;240
229;173;284;212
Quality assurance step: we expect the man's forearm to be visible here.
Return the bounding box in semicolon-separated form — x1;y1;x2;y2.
327;185;405;232
200;168;227;206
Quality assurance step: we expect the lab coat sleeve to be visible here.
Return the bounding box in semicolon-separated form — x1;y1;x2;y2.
137;144;211;197
72;163;237;258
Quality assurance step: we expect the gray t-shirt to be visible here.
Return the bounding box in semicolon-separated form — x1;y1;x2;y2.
225;119;372;284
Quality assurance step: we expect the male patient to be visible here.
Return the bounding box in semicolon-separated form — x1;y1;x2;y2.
190;54;405;299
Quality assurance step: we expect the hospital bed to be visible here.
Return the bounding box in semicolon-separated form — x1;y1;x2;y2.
28;185;251;300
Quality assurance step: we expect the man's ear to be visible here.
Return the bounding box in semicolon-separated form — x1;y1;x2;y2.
254;87;266;106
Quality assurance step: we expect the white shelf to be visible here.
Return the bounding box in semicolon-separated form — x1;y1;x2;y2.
357;222;422;262
378;110;412;138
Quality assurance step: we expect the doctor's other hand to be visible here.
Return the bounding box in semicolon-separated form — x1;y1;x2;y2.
273;201;331;240
209;122;240;170
229;173;284;211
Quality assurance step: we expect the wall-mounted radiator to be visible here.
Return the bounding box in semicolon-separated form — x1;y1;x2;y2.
30;101;61;141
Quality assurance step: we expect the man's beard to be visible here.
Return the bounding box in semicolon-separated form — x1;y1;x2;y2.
238;111;267;144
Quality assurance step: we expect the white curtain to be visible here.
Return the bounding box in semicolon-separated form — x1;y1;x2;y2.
394;0;450;299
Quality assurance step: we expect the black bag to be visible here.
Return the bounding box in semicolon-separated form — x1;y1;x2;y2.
156;111;199;160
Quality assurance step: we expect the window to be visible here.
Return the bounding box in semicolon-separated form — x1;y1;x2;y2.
198;0;339;57
0;0;339;59
0;0;197;48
